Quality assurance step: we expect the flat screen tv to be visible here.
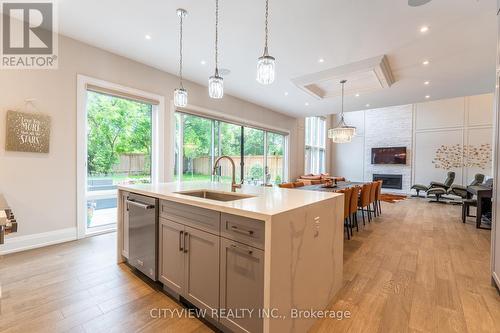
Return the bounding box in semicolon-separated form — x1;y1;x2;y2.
371;147;407;165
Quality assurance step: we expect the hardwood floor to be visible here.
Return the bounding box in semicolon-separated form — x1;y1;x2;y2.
0;198;498;332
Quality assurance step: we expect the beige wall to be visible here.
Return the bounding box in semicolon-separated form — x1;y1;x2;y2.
0;35;300;250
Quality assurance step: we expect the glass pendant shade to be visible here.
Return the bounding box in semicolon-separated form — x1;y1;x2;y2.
328;79;356;144
256;55;275;85
208;75;224;99
328;127;356;143
174;88;188;107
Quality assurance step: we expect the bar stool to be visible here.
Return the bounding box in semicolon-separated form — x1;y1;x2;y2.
349;186;361;233
358;183;373;225
338;188;353;239
374;180;383;216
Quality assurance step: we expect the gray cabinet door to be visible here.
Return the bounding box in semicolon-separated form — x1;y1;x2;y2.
184;225;220;315
159;218;185;295
220;238;264;333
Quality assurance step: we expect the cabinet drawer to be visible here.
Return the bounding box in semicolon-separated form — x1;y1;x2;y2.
159;200;220;234
221;213;265;250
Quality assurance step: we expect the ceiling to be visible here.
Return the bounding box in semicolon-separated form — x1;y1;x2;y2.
57;0;497;117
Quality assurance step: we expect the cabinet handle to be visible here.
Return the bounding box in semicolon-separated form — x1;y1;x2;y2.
230;225;254;236
126;199;154;210
184;232;189;253
179;231;184;252
230;243;253;255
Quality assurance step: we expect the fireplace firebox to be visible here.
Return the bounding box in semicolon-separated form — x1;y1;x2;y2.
372;174;403;190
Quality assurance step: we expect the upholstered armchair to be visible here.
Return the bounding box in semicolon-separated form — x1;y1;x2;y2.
448;173;485;199
429;171;456;190
411;171;456;197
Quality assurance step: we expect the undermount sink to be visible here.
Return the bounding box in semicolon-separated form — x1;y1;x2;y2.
175;190;255;202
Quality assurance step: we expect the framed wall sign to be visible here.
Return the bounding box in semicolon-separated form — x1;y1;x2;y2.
5;111;51;153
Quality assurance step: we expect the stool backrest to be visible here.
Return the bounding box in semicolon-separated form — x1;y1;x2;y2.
359;183;372;207
349;186;361;215
374;180;383;200
338;188;352;220
369;182;377;203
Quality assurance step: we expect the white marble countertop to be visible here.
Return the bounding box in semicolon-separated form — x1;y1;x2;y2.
118;181;340;220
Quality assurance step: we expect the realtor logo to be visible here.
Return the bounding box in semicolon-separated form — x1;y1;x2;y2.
1;1;58;69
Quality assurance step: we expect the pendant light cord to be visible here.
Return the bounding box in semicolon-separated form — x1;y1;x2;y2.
336;80;347;127
214;0;219;76
264;0;269;55
340;81;345;122
179;13;184;88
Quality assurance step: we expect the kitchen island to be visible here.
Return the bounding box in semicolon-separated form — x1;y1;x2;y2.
117;182;344;333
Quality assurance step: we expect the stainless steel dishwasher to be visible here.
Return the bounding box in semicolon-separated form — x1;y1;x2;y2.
127;193;158;281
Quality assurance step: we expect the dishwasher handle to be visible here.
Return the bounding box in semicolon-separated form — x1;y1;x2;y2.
126;199;155;210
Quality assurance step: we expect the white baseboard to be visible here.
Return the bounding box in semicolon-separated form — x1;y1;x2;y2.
0;227;77;255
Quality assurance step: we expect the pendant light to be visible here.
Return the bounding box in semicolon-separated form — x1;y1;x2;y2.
209;0;223;99
328;80;356;143
174;8;188;108
256;0;275;85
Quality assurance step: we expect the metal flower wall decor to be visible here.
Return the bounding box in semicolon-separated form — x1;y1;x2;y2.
432;143;492;170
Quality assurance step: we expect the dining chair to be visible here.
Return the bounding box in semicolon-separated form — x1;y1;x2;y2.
337;188;353;240
358;183;373;225
349;186;361;233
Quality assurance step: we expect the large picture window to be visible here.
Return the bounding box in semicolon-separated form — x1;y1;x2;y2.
305;116;326;174
175;112;287;185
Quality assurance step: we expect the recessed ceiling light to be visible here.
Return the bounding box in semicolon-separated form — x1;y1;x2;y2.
424;81;430;85
284;92;289;96
200;60;206;65
420;26;429;33
145;34;152;40
355;93;360;97
422;60;430;65
318;58;325;63
365;104;370;107
305;102;309;106
425;95;430;99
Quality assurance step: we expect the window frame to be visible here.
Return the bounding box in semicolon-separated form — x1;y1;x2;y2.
304;116;327;175
76;75;165;239
175;111;288;185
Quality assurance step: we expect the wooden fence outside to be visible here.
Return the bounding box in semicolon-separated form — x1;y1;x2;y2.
187;155;283;182
113;153;149;174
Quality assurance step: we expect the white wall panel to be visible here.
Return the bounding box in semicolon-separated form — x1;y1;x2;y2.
467;94;494;127
466;127;494;183
415;97;465;130
414;130;464;186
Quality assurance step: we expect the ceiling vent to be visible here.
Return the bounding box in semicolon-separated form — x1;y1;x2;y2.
291;55;395;100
